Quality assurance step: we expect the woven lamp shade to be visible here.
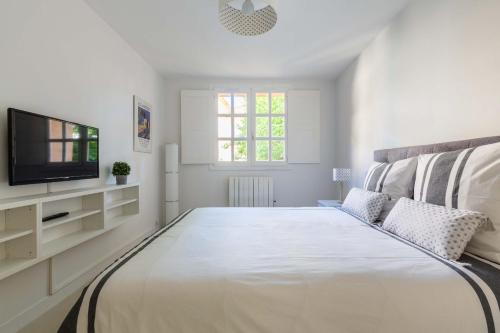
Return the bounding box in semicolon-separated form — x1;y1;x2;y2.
219;0;277;36
332;168;351;182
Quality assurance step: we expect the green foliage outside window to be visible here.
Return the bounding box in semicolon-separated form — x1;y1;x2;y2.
256;117;269;137
88;127;98;138
72;143;79;161
256;141;269;161
72;126;81;139
271;94;285;114
234;117;247;138
271;117;285;137
272;141;285;161
235;118;248;160
234;141;247;161
88;141;98;162
256;94;269;114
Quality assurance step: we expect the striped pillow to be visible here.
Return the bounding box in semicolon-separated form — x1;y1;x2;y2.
363;157;418;220
413;142;500;263
364;162;388;192
414;149;472;206
363;157;417;198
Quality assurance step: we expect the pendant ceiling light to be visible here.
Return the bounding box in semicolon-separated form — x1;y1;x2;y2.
219;0;277;36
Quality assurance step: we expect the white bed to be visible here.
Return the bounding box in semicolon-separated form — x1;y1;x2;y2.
60;207;500;333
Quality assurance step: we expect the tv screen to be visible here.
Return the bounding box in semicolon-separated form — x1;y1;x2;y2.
8;108;99;185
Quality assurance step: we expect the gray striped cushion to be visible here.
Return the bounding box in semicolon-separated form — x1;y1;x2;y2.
364;162;389;192
413;142;500;263
363;158;417;198
414;149;471;207
363;157;418;220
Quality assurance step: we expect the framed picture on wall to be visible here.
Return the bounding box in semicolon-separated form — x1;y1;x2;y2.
133;95;152;153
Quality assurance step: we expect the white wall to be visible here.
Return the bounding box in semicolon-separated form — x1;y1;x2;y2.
334;0;500;187
0;0;166;331
163;77;337;209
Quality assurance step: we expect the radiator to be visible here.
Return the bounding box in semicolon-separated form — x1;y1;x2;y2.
229;177;274;207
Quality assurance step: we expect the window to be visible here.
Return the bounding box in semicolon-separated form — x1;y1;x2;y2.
181;89;319;165
217;92;249;162
216;90;286;165
255;92;286;162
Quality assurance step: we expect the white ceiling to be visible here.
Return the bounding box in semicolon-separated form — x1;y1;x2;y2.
85;0;411;79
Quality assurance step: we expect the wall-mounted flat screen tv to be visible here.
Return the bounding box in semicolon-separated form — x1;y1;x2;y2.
8;108;99;186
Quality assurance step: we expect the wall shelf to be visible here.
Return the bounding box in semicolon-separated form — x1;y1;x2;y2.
106;215;134;230
0;258;38;281
0;183;140;281
106;198;138;210
42;229;104;258
42;209;102;230
0;230;33;243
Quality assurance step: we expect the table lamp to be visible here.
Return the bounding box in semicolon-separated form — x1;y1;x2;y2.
332;168;351;200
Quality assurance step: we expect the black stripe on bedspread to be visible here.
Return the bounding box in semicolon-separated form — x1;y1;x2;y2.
326;209;496;332
371;225;496;333
59;285;90;333
58;209;194;333
462;254;500;312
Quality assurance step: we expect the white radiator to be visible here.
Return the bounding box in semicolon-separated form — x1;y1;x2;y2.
229;177;274;207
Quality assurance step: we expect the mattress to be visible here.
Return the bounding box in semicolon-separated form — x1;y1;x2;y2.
60;208;500;333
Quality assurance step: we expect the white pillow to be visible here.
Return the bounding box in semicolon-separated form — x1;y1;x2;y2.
341;188;388;223
413;142;500;263
383;198;489;261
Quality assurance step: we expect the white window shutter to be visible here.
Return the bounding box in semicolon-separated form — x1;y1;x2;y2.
287;90;321;163
181;90;216;164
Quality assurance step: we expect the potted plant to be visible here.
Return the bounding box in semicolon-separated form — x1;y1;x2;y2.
112;162;131;185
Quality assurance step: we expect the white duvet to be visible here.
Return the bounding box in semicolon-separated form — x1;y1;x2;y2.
75;208;497;333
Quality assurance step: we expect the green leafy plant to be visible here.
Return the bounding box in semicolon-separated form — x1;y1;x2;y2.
112;162;131;176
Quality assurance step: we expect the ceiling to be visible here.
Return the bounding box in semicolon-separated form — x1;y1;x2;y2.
85;0;411;79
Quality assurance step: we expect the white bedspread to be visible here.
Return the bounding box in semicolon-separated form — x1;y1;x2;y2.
74;208;497;333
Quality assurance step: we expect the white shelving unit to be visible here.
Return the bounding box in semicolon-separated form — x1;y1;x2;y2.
106;198;137;210
42;209;102;231
0;183;139;281
0;229;33;243
165;143;179;223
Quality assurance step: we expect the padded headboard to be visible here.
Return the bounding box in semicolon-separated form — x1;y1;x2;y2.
374;136;500;163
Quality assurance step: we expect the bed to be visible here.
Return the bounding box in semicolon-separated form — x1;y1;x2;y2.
60;137;500;333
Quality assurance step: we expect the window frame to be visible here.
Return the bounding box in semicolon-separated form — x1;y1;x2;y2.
253;89;288;166
213;88;288;168
215;89;251;167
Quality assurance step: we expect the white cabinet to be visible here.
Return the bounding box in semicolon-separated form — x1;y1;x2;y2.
0;183;139;281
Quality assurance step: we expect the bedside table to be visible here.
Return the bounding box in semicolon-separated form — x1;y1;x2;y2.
317;200;342;208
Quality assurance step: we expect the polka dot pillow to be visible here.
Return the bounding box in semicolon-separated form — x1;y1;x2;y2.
341;188;389;223
382;197;489;260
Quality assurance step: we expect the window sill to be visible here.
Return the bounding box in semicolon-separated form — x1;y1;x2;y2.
209;164;291;172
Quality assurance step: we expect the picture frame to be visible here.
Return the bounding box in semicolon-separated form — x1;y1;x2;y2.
133;95;152;153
